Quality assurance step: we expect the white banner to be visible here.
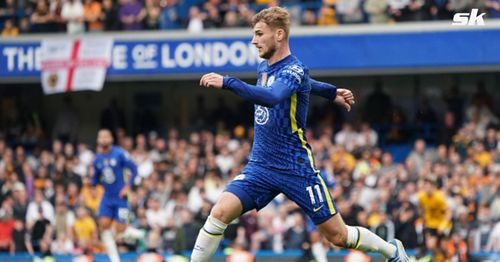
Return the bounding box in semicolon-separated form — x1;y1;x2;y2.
40;38;113;95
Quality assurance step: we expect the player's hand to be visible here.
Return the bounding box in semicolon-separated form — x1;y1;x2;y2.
200;72;224;89
119;185;130;198
335;88;355;112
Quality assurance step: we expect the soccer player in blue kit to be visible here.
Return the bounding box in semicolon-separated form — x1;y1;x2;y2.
192;6;409;262
93;129;138;262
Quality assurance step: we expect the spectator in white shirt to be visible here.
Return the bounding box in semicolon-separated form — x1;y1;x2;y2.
61;0;84;34
335;123;359;152
26;190;54;229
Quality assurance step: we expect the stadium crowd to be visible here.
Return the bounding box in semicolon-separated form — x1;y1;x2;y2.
0;84;499;261
1;0;500;37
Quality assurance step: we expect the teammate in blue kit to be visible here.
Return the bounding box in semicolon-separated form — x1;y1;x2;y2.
191;6;409;262
93;129;138;262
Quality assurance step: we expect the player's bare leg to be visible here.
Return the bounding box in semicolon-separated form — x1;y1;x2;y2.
99;217;120;262
316;213;409;262
191;192;243;262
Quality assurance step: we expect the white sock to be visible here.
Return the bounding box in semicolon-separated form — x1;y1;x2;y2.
191;216;228;262
311;242;328;262
101;230;120;262
346;226;396;259
122;226;145;240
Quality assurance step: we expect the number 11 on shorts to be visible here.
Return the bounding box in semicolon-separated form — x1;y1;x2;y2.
306;185;324;205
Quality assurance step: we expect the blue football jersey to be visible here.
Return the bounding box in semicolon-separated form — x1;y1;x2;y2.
93;146;138;198
248;55;317;174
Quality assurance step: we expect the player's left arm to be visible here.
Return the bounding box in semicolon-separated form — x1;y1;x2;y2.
120;150;138;197
310;78;355;111
91;159;101;187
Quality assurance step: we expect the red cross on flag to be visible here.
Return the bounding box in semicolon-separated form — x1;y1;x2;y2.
41;38;113;95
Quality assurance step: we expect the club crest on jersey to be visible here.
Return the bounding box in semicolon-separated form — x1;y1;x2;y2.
261;72;267;86
255;106;269;125
267;75;275;87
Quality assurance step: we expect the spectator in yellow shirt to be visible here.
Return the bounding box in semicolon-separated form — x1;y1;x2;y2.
73;206;98;250
418;177;451;251
1;19;19;37
81;177;104;215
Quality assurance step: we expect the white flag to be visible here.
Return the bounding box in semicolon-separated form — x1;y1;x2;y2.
41;37;113;95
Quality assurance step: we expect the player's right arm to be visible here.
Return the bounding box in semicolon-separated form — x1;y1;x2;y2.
200;66;303;107
222;76;294;107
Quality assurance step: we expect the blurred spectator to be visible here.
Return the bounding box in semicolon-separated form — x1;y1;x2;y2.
301;9;317;25
72;206;97;250
1;18;19;37
407;0;432;21
0;198;15;253
49;0;66;32
336;0;364;23
364;0;390;23
52;97;79;144
26;190;54;228
204;6;223;28
61;0;85;34
437;111;458;147
363;82;393;126
11;219;33;254
29;205;52;252
372;213;395;241
317;4;337;25
145;194;169;230
394;190;419;249
486;0;500;18
187;6;204;33
430;0;453;20
12;182;28;221
81;179;103;215
18;17;31;33
53;200;75;240
101;0;121;31
140;0;161;30
407;139;434;172
357;122;378;149
448;0;472;13
50;231;74;255
159;0;182;29
388;0;410;21
284;213;308;250
120;0;143;30
83;0;102;31
414;97;437;128
31;0;53;33
418;177;451;251
222;11;240;28
0;0;18;26
335;123;358;152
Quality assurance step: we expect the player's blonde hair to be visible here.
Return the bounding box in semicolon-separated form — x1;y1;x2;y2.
252;6;290;37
